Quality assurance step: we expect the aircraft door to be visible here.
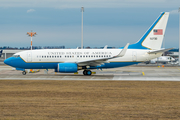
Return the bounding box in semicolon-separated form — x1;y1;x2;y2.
132;51;137;61
27;52;32;62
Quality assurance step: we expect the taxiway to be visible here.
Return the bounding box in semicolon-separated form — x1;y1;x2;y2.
0;65;180;81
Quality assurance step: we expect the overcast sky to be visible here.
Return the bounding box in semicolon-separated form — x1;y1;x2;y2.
0;0;180;48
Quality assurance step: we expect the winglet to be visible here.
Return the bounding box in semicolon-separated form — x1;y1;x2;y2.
116;43;129;57
103;45;108;49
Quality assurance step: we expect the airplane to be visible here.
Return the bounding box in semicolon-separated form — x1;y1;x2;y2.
4;12;172;75
146;56;175;64
0;50;3;58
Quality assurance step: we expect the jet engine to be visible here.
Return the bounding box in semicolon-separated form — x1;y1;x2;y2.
55;63;78;73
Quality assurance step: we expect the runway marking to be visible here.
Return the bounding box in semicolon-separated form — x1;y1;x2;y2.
177;68;180;71
142;72;145;76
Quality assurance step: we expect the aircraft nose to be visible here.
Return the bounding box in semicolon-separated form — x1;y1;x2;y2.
4;58;11;65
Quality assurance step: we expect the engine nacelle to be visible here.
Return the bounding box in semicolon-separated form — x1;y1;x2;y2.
56;63;78;73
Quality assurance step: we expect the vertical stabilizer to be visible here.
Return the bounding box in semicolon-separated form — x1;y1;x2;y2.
128;12;169;50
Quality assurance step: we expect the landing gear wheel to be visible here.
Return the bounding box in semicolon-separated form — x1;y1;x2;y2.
83;70;92;76
83;70;87;75
22;71;26;75
83;70;86;75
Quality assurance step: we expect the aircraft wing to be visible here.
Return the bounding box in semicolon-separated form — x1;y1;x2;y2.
76;43;129;66
148;48;174;54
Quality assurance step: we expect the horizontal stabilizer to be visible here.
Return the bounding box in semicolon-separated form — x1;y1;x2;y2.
148;48;174;54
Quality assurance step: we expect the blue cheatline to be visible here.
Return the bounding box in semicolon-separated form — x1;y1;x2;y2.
4;57;140;70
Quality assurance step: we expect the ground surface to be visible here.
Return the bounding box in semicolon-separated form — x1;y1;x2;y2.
0;80;180;120
1;66;180;80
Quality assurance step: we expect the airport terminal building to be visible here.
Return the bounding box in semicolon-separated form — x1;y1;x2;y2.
1;50;24;60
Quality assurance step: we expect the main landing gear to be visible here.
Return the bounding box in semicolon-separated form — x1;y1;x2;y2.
83;70;92;75
22;71;26;75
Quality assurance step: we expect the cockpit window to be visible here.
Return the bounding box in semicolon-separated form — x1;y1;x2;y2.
12;55;20;58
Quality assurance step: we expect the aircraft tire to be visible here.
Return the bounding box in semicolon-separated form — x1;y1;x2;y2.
22;71;26;75
83;70;92;75
83;70;88;75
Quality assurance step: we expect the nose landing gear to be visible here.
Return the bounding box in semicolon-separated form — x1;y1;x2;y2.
22;71;26;75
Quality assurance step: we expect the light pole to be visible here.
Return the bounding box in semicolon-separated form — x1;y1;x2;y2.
81;7;84;49
27;30;37;50
179;7;180;65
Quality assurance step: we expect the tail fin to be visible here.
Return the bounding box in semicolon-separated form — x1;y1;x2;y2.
128;12;169;50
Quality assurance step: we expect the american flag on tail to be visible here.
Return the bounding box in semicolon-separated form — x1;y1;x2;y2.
153;29;163;35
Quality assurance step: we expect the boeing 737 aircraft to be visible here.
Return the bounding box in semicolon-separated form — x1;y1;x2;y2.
4;12;172;75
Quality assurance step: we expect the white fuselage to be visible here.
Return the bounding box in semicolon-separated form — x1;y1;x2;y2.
18;49;161;64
